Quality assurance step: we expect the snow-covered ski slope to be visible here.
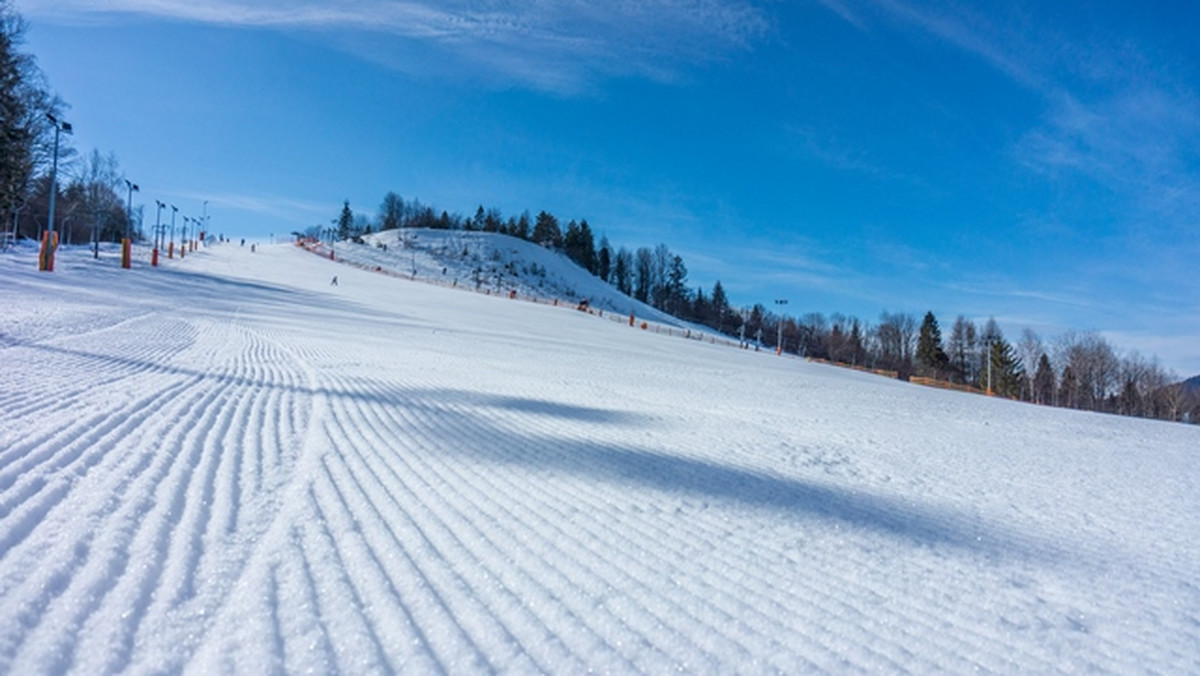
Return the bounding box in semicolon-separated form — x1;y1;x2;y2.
1;241;1197;675
330;229;686;326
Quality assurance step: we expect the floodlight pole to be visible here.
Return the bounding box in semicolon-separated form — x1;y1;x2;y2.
154;200;165;250
122;179;139;269
774;299;788;355
124;180;139;241
91;208;102;259
987;338;994;396
41;113;72;271
153;200;165;266
169;205;178;258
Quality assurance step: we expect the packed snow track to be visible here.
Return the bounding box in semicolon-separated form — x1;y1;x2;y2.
1;242;1197;674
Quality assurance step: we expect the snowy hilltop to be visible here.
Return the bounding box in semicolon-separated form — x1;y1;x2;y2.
1;240;1198;674
325;228;687;327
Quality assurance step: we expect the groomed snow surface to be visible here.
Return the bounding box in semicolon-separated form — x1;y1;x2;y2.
2;240;1197;675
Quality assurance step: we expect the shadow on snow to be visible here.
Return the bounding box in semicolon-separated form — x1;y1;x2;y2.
5;336;1064;563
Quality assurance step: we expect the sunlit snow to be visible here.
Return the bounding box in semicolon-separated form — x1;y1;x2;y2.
1;238;1197;674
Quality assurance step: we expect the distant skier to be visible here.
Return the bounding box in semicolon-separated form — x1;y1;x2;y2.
330;275;338;286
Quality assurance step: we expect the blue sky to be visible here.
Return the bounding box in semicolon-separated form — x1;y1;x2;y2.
16;0;1200;375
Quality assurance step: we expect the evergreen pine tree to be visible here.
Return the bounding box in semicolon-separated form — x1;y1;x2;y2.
748;304;766;341
577;219;596;273
483;207;502;232
665;255;688;317
711;281;730;333
613;254;627;294
563;219;582;260
691;286;709;325
596;235;612;282
336;200;353;240
532;210;561;247
512;211;531;240
633;247;653;303
562;219;595;271
613;247;633;296
1032;353;1055;405
988;337;1023;398
916;311;950;377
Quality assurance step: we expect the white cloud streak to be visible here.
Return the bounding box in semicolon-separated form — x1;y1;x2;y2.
823;0;1200;240
20;0;770;93
167;188;331;221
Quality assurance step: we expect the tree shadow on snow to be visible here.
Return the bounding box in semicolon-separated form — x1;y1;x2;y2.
396;388;1068;563
2;335;1061;563
368;387;655;426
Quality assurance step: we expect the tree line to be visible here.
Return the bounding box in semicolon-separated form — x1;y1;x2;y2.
314;191;1199;426
2;2;139;250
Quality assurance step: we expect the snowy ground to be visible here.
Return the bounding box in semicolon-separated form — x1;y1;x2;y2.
1;241;1198;674
329;229;687;326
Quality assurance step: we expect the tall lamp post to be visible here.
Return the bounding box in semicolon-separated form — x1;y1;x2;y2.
986;337;995;396
91;208;102;260
122;179;139;269
774;299;789;355
169;205;178;258
41;113;72;271
153;200;165;266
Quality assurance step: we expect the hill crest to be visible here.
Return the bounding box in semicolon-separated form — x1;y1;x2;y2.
329;229;687;327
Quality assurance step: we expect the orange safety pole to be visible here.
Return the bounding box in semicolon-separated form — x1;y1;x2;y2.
121;238;132;269
38;231;57;271
152;248;159;267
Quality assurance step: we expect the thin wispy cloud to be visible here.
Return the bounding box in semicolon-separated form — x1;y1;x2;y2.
786;125;890;178
22;0;770;93
1017;87;1200;230
167;188;331;222
819;0;1200;288
872;0;1044;89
